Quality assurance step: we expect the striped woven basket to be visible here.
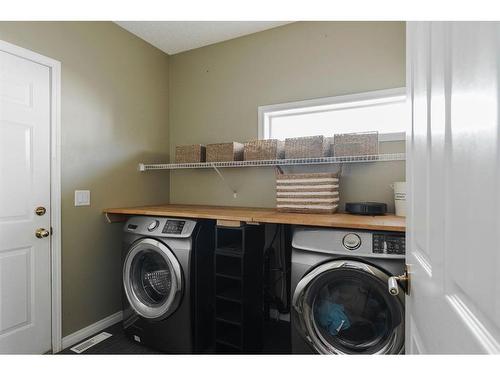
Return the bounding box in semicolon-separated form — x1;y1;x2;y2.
276;172;340;214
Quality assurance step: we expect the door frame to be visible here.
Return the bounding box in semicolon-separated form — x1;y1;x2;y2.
0;40;62;353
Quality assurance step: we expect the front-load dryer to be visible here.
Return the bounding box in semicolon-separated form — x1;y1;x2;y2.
291;227;405;354
122;216;214;353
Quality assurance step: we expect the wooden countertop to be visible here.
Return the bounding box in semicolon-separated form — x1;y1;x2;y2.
103;204;405;232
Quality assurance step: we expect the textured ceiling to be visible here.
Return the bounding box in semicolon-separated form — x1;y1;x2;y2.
114;21;292;55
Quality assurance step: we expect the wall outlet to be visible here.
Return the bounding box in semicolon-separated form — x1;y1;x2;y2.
74;190;91;206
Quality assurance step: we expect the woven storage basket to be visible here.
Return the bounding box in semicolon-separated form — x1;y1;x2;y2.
244;139;284;161
333;132;379;157
175;144;206;163
276;172;340;214
206;142;244;162
284;135;330;159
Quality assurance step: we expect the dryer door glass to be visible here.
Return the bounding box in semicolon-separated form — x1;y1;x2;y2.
293;260;404;354
124;239;183;320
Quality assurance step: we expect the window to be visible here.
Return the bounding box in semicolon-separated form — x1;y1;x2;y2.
258;88;407;142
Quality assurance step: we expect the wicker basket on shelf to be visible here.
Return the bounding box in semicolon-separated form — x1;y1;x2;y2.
332;132;379;157
284;135;330;159
206;142;244;162
276;172;340;214
175;144;206;163
244;139;284;161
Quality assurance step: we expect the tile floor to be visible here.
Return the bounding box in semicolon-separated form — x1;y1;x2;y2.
61;320;290;355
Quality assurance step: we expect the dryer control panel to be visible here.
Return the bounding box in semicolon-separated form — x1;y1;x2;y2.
292;227;405;259
372;232;405;255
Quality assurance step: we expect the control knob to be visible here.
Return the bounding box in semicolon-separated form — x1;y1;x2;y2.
342;233;361;250
147;220;159;232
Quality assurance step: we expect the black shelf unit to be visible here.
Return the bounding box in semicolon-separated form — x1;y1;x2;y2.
213;224;264;353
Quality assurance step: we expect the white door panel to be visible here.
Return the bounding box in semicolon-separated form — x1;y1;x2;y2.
0;78;33;107
0;246;32;334
0;122;33;220
407;22;500;354
0;49;52;353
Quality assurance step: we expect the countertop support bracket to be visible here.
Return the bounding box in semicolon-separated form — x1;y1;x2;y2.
212;164;238;198
104;212;128;223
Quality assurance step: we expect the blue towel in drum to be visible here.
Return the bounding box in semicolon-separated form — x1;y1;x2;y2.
315;301;351;336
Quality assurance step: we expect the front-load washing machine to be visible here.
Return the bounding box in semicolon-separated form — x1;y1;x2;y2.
122;216;214;353
291;227;405;354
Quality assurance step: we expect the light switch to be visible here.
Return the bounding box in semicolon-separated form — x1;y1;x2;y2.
74;190;91;206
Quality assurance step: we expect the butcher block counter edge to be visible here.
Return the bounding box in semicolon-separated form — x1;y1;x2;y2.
103;204;405;232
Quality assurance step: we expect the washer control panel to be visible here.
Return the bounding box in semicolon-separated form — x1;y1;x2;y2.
124;216;196;238
373;232;405;255
162;220;185;235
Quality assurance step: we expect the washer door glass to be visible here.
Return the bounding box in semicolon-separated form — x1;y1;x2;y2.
124;239;183;320
131;250;172;306
293;260;404;354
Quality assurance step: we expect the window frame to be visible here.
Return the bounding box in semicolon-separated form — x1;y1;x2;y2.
258;87;407;142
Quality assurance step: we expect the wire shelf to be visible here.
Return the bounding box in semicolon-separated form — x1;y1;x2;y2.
138;153;405;171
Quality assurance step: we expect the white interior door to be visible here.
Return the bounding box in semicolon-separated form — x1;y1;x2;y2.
0;49;52;353
406;21;500;354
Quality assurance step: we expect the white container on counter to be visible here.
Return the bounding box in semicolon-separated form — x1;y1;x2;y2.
392;181;406;217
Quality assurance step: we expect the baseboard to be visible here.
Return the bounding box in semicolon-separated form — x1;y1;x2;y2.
61;311;123;350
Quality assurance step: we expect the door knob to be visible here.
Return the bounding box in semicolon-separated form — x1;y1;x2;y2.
35;228;50;239
388;266;410;296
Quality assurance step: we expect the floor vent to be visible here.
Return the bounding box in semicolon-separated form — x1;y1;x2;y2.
70;332;112;353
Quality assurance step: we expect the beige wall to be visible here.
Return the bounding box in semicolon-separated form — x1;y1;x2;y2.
169;21;406;211
0;22;170;336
